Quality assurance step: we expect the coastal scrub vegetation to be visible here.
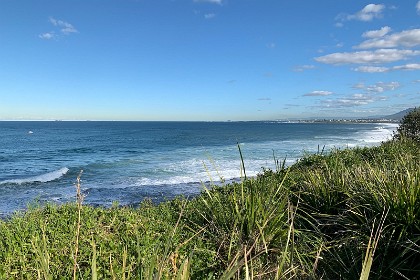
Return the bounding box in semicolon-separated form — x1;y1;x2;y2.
1;132;420;279
394;107;420;142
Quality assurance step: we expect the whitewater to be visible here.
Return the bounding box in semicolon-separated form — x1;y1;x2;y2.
0;121;398;217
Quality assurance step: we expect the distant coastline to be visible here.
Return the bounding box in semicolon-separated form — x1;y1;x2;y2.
0;118;401;123
276;118;400;124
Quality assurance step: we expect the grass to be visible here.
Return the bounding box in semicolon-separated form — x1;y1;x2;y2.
0;138;419;279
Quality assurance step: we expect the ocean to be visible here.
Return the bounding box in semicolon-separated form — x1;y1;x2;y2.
0;121;398;217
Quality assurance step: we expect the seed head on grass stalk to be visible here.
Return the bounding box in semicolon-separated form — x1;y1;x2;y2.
73;170;84;280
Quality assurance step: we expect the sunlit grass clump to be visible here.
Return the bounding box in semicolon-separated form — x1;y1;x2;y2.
0;139;419;279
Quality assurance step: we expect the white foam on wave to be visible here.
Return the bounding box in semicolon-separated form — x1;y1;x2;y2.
0;167;69;185
131;123;399;189
135;169;248;187
359;123;398;144
133;157;277;188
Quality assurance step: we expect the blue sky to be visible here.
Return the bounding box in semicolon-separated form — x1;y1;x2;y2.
1;0;419;121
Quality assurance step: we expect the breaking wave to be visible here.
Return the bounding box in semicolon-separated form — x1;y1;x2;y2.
0;167;69;185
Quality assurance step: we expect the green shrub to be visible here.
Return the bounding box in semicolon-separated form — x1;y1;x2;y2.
395;107;420;142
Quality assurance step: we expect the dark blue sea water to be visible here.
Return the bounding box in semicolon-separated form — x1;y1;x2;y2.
0;121;398;217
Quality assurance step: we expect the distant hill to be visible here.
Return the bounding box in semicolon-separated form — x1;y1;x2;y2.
381;108;416;121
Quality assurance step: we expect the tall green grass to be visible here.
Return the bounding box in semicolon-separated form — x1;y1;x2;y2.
0;139;419;279
290;139;420;279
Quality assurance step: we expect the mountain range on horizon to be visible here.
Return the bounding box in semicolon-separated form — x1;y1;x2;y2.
290;107;418;122
371;107;417;121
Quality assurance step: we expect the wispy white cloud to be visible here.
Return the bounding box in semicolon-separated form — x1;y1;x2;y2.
49;17;78;34
350;4;385;21
323;94;376;108
204;13;216;19
337;4;386;24
194;0;223;5
417;1;420;14
315;49;420;65
304;91;333;97
392;63;420;71
365;82;400;93
317;91;395;109
293;64;315;72
39;17;78;40
362;26;391;38
38;32;55;40
352;82;366;89
314;81;402;109
355;4;385;21
353;63;420;72
356;28;420;49
353;66;389;73
352;81;400;93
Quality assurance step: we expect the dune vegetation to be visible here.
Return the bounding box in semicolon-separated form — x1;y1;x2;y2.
1;109;419;279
